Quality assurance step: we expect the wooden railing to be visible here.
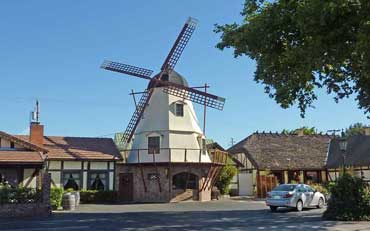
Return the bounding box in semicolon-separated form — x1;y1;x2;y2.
120;148;228;165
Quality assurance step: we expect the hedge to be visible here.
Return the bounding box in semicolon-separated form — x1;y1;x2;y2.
80;190;118;204
0;183;40;204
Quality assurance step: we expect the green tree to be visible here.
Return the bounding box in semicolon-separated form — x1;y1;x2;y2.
215;0;370;117
282;126;317;135
344;122;368;137
215;162;238;195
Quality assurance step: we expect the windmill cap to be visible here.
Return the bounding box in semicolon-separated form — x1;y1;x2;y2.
149;70;189;88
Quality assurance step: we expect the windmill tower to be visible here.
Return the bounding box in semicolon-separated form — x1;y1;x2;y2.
102;17;227;202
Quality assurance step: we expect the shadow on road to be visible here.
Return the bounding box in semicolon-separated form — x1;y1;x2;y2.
0;209;339;231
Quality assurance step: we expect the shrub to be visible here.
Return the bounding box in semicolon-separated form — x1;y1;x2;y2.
323;174;370;221
80;190;118;204
310;184;329;195
215;163;238;195
50;187;64;210
0;183;40;204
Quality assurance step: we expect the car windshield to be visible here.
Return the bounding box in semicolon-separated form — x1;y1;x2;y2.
272;184;296;192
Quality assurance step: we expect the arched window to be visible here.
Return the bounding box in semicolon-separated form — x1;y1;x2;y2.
63;172;80;191
172;172;198;190
89;173;107;191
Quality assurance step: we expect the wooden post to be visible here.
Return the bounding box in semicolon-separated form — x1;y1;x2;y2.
200;165;212;192
153;153;162;192
168;149;172;195
138;150;147;192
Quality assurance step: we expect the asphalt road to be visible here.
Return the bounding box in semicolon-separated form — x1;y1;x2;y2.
1;199;370;231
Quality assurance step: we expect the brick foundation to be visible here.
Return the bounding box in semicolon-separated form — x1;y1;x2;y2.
116;164;213;203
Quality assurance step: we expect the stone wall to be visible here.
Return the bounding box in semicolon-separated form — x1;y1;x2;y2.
0;173;51;218
116;164;214;203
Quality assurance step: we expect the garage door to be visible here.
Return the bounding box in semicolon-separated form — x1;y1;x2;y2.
238;172;254;196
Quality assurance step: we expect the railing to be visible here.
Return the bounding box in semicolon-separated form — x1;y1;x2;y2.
120;148;228;165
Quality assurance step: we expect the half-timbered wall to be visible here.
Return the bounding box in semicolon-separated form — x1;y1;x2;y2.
47;160;115;190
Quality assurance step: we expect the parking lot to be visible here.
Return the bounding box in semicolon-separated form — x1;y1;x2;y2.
1;199;369;231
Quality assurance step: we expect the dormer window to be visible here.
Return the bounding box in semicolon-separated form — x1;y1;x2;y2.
175;103;184;117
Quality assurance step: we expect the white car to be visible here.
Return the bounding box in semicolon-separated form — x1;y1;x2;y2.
266;184;325;212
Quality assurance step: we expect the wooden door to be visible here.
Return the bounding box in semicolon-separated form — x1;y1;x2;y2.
119;173;133;201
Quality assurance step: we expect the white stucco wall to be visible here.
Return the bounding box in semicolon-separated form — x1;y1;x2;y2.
128;87;211;164
23;169;37;188
63;161;82;170
50;171;62;188
48;161;61;170
90;162;108;170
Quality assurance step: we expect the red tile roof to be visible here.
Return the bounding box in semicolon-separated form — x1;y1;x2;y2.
16;135;121;161
0;131;48;153
0;151;44;164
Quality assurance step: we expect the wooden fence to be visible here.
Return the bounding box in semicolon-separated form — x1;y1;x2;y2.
256;175;278;198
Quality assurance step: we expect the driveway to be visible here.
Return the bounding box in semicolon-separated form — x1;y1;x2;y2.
0;200;369;231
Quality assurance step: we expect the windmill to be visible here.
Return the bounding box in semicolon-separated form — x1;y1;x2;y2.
101;17;225;147
101;17;228;202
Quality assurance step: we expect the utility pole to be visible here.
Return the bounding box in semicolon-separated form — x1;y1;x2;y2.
230;138;235;147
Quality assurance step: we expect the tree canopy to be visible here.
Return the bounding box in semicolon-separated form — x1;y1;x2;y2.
215;0;370;117
344;122;369;137
282;126;317;135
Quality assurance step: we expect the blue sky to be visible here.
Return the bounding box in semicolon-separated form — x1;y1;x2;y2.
0;1;368;148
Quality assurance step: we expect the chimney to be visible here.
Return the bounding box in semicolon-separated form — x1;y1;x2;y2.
30;122;44;146
364;127;370;136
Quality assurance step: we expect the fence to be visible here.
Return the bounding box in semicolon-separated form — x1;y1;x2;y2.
121;148;228;165
256;175;278;198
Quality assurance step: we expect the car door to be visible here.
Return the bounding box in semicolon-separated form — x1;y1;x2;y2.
304;185;315;206
296;185;307;205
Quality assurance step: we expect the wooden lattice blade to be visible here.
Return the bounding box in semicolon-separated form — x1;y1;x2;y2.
101;60;153;80
161;17;198;71
121;90;153;144
153;79;225;110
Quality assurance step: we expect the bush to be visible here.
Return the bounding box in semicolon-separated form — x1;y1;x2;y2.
80;190;118;204
310;183;329;195
215;163;238;195
50;187;64;210
0;183;40;204
323;174;370;221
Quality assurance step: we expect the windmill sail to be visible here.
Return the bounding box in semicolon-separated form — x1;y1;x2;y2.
121;90;152;144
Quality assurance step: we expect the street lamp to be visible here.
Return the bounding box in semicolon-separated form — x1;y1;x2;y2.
338;138;348;171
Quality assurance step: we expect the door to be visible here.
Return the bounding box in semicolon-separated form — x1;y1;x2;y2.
119;173;133;201
305;185;317;206
238;172;254;196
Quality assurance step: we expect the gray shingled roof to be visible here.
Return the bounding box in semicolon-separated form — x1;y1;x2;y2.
228;133;332;170
326;135;370;168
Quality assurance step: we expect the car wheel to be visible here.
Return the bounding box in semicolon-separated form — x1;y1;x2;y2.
317;198;324;209
270;206;277;212
296;200;303;212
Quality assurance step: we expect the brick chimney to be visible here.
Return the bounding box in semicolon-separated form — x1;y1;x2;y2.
30;122;44;146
